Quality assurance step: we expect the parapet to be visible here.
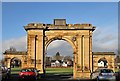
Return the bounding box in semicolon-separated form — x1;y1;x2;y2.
24;19;96;31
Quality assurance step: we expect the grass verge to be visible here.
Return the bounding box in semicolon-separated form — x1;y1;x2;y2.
10;67;73;75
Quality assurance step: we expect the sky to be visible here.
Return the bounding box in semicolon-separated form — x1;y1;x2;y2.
1;0;120;2
118;2;120;54
1;2;118;57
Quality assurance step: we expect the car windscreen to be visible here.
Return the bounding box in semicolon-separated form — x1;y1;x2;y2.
101;69;113;73
21;69;34;72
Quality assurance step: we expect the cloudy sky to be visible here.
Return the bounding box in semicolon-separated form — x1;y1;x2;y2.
1;2;118;58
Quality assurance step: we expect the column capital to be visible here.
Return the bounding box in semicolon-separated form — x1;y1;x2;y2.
84;35;90;38
28;35;36;38
78;35;84;38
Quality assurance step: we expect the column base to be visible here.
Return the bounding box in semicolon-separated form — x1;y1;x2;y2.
74;70;91;79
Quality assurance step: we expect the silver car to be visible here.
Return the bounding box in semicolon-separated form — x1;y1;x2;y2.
90;68;116;81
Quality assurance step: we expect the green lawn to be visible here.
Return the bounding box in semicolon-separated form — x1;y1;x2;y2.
11;67;120;75
11;67;21;74
10;67;73;75
46;67;73;74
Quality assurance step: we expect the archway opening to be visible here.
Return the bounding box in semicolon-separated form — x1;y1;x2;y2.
98;57;108;68
10;57;21;68
45;40;74;79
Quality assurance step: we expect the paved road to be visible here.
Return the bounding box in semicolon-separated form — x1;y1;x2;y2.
1;74;93;81
1;74;119;81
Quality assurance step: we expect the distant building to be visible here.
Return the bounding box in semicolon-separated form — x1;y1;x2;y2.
50;60;72;67
3;47;27;68
51;60;61;67
62;62;67;67
45;56;52;67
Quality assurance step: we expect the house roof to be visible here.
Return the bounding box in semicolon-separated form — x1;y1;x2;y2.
51;60;63;63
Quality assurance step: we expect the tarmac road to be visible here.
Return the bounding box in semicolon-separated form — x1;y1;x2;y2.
1;74;93;81
1;74;119;81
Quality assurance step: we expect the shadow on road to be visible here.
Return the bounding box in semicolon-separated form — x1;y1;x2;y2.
1;74;120;81
1;74;92;81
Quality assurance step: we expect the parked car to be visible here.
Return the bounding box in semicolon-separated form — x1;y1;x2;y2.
1;66;11;80
19;67;40;80
90;68;116;81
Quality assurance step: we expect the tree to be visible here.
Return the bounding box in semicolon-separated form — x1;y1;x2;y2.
63;56;73;66
45;56;52;66
64;56;72;61
5;47;17;53
53;52;63;60
56;52;61;60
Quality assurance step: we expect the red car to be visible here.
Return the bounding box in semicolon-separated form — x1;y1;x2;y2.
19;67;40;80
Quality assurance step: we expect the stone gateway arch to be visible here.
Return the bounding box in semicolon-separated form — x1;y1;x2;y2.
3;19;115;79
23;19;95;78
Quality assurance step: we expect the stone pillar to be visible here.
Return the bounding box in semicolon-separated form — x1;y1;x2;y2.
89;33;93;72
73;52;77;79
84;35;90;71
77;35;82;69
36;33;44;74
27;34;35;67
27;30;44;74
82;35;84;71
77;35;83;70
21;55;26;68
112;56;115;71
6;59;11;68
72;36;78;79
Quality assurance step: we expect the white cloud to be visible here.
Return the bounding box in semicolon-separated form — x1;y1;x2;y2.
46;25;118;55
47;40;62;50
47;40;70;50
2;36;27;52
1;25;118;57
93;26;118;52
46;40;74;56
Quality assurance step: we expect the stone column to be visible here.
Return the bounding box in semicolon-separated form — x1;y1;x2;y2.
27;30;44;74
73;51;77;79
82;35;85;71
36;34;44;73
72;36;78;79
6;59;11;68
112;56;115;71
77;35;82;70
90;31;93;72
27;34;35;67
89;35;94;72
21;55;27;68
83;35;90;71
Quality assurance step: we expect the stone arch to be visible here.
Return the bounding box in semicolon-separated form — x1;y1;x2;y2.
98;57;108;68
45;36;76;53
93;52;115;72
44;36;75;75
10;57;22;68
24;19;96;78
